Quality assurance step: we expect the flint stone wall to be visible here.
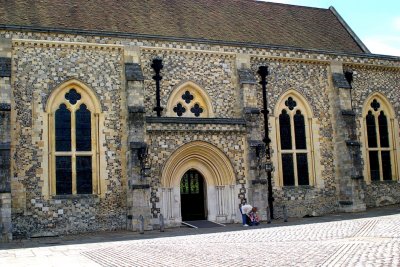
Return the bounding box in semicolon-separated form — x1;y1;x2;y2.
146;122;247;217
11;40;127;237
0;30;397;235
249;59;337;217
350;67;400;207
140;49;240;118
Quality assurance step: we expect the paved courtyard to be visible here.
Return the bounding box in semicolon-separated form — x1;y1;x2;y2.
1;206;399;266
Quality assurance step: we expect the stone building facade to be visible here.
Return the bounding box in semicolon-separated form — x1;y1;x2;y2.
0;0;399;240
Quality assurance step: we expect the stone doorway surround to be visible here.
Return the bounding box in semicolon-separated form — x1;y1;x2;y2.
160;141;238;226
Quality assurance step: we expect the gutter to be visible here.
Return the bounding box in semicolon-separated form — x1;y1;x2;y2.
329;6;371;53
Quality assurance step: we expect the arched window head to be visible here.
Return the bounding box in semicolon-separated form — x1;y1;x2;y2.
363;94;396;182
166;81;214;118
275;91;314;187
46;80;101;196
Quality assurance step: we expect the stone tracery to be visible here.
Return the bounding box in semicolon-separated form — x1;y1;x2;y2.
166;81;213;118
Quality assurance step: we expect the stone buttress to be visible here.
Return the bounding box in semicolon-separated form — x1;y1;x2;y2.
124;46;154;231
330;61;366;212
236;54;269;220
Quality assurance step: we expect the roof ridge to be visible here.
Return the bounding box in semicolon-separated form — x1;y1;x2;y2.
253;0;329;11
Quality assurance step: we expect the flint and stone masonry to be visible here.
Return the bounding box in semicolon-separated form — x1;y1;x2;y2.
0;1;399;241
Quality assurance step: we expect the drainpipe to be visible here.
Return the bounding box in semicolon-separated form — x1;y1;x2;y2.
151;58;163;117
257;65;274;219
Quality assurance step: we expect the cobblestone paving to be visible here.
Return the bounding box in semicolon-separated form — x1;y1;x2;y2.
1;213;400;267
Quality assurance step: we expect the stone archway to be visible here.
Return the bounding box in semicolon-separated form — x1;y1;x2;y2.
160;141;237;225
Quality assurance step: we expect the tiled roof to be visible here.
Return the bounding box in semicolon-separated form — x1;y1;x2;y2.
0;0;366;53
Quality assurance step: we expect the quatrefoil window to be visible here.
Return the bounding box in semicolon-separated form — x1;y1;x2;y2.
173;103;186;117
167;82;212;117
285;97;297;110
190;103;204;117
182;91;194;104
371;99;380;111
65;89;81;105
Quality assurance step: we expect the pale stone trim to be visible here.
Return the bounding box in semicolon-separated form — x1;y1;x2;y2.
270;116;279;188
12;39;123;50
272;90;320;187
250;55;399;70
160;141;237;224
216;185;225;216
10;40;399;71
46;80;102;113
140;46;236;57
360;92;399;184
162;141;235;187
274;90;314;117
343;62;400;71
141;46;390;68
161;188;174;220
311;117;324;188
251;55;330;65
44;79;103;197
166;81;214;118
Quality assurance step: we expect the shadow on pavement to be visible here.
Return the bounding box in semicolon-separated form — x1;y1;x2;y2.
1;204;399;250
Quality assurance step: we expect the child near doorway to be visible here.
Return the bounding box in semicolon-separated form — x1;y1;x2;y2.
248;207;260;226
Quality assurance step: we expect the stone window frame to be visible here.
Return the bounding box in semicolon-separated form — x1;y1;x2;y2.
361;93;399;184
165;81;214;118
271;90;321;187
46;80;102;196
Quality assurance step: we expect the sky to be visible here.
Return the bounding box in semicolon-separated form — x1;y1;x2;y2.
260;0;400;57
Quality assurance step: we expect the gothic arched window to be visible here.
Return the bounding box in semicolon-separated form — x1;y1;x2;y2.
363;95;396;182
47;81;101;195
275;94;314;186
166;81;214;118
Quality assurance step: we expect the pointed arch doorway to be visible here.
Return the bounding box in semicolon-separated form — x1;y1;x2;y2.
180;169;206;221
161;141;238;226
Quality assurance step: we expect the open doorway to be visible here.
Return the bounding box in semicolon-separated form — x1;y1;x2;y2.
180;169;206;221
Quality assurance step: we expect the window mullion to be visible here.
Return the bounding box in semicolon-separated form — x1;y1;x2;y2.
378;151;384;181
374;115;384;181
290;114;298;186
375;114;382;149
293;152;298;186
72;109;77;194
